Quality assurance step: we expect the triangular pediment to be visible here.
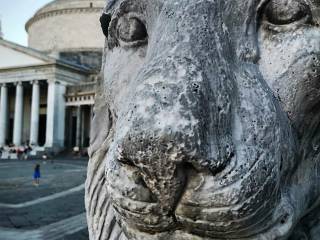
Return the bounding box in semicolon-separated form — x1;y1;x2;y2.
0;39;54;69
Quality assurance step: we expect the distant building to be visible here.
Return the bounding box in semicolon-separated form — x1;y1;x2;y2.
0;0;105;157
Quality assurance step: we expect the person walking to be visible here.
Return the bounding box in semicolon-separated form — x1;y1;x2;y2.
16;147;23;160
33;164;41;186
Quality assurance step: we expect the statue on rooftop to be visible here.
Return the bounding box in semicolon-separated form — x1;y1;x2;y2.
85;0;320;239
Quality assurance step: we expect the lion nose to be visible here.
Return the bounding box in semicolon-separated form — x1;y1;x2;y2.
114;65;205;169
110;58;234;211
111;70;202;211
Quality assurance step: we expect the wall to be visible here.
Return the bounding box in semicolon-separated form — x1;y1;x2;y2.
28;11;104;53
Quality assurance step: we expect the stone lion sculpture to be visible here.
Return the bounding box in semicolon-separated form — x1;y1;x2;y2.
85;0;320;239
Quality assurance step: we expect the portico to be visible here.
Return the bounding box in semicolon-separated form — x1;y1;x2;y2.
0;81;49;148
65;82;95;149
0;39;90;156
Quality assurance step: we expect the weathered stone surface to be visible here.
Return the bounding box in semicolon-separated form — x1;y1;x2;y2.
86;0;320;239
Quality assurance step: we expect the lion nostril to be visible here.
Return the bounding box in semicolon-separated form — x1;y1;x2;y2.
134;175;148;188
131;171;158;203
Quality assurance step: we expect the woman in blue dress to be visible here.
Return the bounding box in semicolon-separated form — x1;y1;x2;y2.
33;164;41;186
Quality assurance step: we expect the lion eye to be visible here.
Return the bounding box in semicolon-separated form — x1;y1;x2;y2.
264;0;311;25
117;17;147;43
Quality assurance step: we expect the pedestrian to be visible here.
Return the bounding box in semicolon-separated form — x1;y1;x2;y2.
16;147;23;160
23;146;28;160
33;164;41;186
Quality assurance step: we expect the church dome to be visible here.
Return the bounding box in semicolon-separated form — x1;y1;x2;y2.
33;0;105;16
26;0;105;55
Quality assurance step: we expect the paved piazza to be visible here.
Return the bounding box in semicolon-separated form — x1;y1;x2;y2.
0;159;89;240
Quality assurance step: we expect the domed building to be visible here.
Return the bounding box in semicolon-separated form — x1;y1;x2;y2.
0;0;105;158
26;0;105;70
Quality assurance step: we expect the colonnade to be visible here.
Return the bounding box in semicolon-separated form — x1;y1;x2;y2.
0;81;41;147
0;79;92;152
72;105;92;148
0;80;63;148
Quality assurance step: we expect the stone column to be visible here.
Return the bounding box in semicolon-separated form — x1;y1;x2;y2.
45;80;66;151
30;81;40;146
0;84;8;146
13;82;24;146
45;80;56;148
75;106;82;147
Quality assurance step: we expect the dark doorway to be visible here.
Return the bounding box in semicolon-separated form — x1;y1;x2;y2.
38;115;47;146
71;116;77;147
7;118;13;145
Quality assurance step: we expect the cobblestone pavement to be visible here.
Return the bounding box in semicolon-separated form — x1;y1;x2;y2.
0;159;89;240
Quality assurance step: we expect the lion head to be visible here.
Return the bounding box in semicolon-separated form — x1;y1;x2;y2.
86;0;320;239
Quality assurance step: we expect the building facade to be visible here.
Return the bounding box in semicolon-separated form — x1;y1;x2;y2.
0;0;105;157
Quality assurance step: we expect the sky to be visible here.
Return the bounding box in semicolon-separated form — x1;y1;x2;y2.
0;0;52;46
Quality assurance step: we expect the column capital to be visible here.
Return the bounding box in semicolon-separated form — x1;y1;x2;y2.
47;79;62;85
30;80;39;85
1;83;7;87
14;81;23;86
47;79;54;84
